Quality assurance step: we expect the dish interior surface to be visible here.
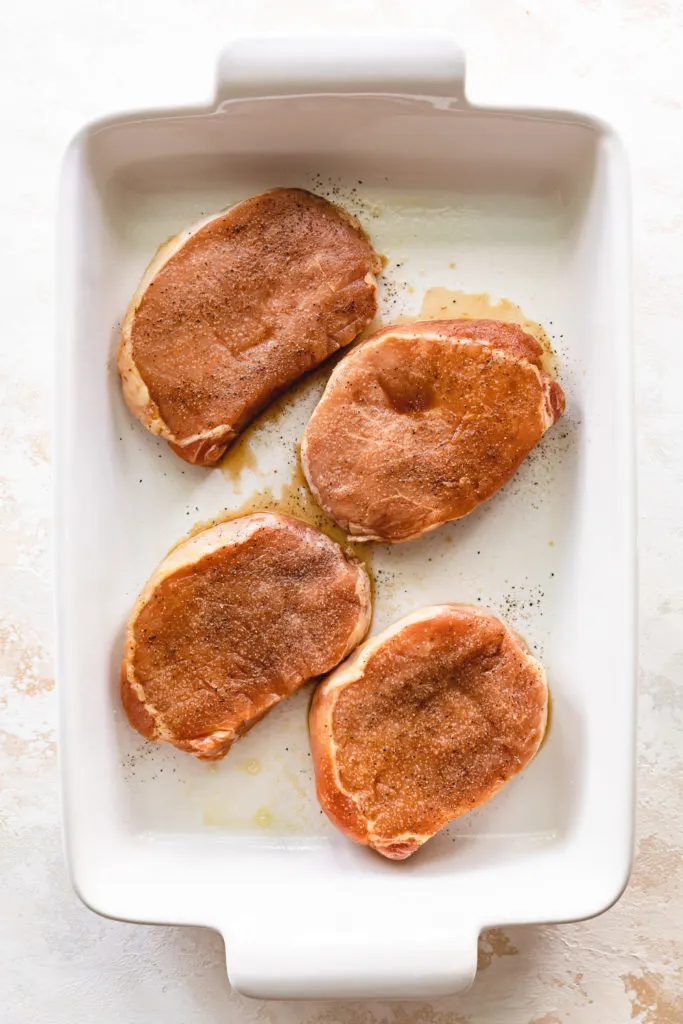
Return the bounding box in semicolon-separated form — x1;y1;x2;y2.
60;94;632;943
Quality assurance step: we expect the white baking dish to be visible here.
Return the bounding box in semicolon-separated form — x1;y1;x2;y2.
57;37;635;999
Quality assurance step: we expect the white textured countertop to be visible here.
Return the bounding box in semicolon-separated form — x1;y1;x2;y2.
2;2;681;1021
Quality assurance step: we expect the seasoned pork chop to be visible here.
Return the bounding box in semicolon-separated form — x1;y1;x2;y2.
301;319;565;542
122;513;371;760
310;604;548;859
118;188;381;465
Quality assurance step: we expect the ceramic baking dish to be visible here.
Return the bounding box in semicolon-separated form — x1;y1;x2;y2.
57;37;635;999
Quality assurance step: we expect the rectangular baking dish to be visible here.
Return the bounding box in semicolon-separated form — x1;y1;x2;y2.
57;36;635;999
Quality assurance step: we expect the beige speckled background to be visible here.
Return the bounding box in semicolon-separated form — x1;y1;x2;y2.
1;1;680;1021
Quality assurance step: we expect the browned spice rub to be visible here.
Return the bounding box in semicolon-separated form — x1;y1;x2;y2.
122;513;372;760
301;319;565;542
118;188;381;465
310;604;548;859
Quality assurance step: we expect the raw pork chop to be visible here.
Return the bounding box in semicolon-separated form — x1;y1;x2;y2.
118;188;381;465
122;513;372;760
301;319;565;542
309;604;548;859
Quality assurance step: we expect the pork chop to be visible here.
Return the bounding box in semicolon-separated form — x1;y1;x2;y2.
121;512;372;760
118;188;381;466
301;319;565;542
310;604;548;859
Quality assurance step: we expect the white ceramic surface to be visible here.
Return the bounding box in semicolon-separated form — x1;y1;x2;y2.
56;36;634;1000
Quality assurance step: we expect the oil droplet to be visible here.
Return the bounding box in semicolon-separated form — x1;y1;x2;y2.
202;808;233;828
217;454;374;579
254;807;273;828
242;758;261;775
217;372;319;494
413;287;558;376
220;432;258;494
539;691;553;751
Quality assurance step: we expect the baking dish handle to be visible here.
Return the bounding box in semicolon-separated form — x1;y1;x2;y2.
215;36;466;104
224;919;479;999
